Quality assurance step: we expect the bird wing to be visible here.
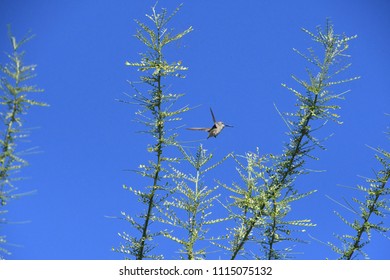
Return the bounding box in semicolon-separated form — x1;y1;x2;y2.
187;127;210;131
210;107;216;123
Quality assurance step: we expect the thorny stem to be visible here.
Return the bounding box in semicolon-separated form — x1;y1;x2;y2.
265;46;332;259
187;169;200;260
0;49;22;203
136;26;164;260
266;97;318;259
0;104;18;176
341;171;390;260
0;104;18;205
231;27;339;259
0;28;46;258
231;100;318;260
122;4;192;260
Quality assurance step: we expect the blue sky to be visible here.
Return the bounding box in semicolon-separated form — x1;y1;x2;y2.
0;0;389;260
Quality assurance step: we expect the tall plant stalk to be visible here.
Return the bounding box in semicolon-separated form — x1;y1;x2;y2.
0;26;47;259
116;4;192;259
159;145;230;259
225;21;359;259
329;144;390;259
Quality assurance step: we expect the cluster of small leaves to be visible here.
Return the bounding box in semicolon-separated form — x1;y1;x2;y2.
0;26;47;258
116;4;192;259
264;21;358;259
124;4;192;142
216;21;358;260
279;21;359;190
216;150;270;258
158;144;230;259
217;149;316;259
329;147;390;259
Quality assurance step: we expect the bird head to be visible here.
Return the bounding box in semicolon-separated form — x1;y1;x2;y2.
218;122;233;129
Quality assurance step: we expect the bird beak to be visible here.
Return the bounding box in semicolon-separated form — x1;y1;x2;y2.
225;124;233;128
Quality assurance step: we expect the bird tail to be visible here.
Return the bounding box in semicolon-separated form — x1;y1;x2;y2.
186;127;210;131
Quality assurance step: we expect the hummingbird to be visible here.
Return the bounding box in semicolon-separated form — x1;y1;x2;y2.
187;108;233;139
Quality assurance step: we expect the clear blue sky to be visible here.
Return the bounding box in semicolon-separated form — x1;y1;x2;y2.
0;0;389;260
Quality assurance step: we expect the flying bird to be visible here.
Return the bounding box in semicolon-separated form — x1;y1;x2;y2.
187;108;233;139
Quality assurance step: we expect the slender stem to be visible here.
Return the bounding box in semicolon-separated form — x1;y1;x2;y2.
341;172;390;260
231;112;315;260
136;26;164;259
231;39;335;259
0;104;17;174
0;51;21;202
230;217;254;260
187;169;200;260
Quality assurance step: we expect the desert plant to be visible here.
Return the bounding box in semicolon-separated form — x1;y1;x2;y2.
159;144;230;259
221;21;359;259
0;26;47;259
329;141;389;259
116;4;193;259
